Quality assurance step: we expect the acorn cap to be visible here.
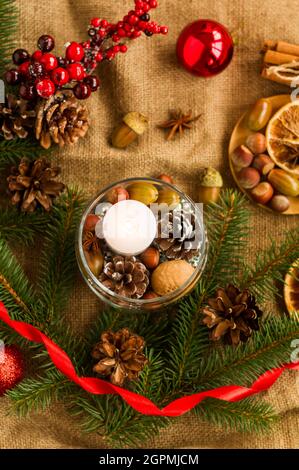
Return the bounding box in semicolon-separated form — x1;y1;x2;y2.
123;112;149;135
199;167;223;188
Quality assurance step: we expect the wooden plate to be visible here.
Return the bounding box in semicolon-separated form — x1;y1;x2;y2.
284;259;299;315
229;94;299;215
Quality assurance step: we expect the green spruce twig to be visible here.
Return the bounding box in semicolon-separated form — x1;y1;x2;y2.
0;0;17;76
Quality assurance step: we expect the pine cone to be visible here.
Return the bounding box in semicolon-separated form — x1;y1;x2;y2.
7;158;65;212
202;285;263;346
35;91;89;149
0;94;36;140
99;256;149;299
92;328;147;386
156;211;200;261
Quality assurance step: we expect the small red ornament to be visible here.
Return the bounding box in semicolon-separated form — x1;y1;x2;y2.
52;67;70;86
36;78;55;98
67;63;85;81
40;53;58;71
176;19;234;77
32;50;43;61
73;82;91;100
66;42;85;62
0;345;24;396
18;60;30;76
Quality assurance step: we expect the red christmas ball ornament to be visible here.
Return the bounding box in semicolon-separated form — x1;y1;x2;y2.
176;19;234;77
32;50;43;61
40;53;58;72
0;345;24;396
52;67;70;86
36;78;55;98
66;42;85;62
67;63;85;81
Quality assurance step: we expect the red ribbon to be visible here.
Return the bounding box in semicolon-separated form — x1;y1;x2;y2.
0;302;298;417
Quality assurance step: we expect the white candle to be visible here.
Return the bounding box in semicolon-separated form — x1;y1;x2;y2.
102;200;157;256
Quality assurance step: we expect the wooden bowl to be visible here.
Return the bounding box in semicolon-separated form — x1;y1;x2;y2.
284;259;299;315
229;95;299;215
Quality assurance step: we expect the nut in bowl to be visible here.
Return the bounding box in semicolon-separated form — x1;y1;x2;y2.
76;177;208;310
229;95;299;215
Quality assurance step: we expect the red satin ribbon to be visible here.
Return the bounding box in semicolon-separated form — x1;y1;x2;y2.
0;302;298;417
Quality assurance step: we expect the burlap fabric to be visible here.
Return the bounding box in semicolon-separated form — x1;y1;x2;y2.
0;0;298;449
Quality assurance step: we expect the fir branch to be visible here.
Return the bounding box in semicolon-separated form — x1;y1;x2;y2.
37;188;85;321
0;207;49;245
188;315;299;391
194;397;278;433
0;138;53;172
240;228;299;302
0;0;18;76
7;369;71;417
0;237;36;321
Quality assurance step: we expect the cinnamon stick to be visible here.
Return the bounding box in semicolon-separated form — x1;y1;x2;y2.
276;41;299;57
262;40;277;52
264;49;299;65
261;67;294;86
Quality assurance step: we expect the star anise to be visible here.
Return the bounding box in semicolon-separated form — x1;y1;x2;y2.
158;109;201;141
83;231;101;254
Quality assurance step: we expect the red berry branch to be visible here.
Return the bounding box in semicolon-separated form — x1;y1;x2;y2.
4;0;168;101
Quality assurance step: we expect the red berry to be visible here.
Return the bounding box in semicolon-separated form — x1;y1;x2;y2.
18;61;30;76
135;9;143;16
37;35;55;52
117;28;126;38
67;63;85;81
36;79;55;98
32;50;43;61
4;69;20;85
84;75;100;91
12;49;30;65
132;31;142;38
128;15;138;25
138;21;147;30
113;45;121;53
105;50;115;60
51;67;70;86
73;83;91;100
91;17;101;27
57;56;67;67
19;84;36;100
149;0;158;7
101;19;108;28
124;24;132;32
95;52;103;62
143;4;150;12
98;29;106;38
29;62;45;78
120;44;128;53
112;34;120;42
135;0;144;9
160;26;168;35
66;42;85;61
40;53;58;71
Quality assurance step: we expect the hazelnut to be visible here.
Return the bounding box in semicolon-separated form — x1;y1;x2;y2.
143;291;159;299
252;154;275;176
231;145;254;169
158;174;174;184
197;167;223;204
237;167;260;189
151;260;195;296
246;133;267;154
84;214;100;232
269;194;290;213
111;112;149;149
106;186;129;204
250;182;274;205
140;247;160;269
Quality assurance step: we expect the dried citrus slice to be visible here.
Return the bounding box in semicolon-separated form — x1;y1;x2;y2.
266;101;299;176
284;259;299;314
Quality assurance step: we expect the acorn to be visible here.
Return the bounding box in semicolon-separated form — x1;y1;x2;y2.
140;247;160;269
197;167;223;204
252;154;275;176
84;250;104;277
111;112;149;149
238;167;260;189
269;194;290;213
245;133;267;154
268;169;299;197
127;182;159;205
250;182;274;205
231;145;253;169
157;188;181;207
248;98;272;131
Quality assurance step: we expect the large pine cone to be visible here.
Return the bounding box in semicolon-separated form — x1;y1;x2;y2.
156;210;200;261
99;256;149;299
0;94;36;140
7;157;65;212
202;285;263;346
35;91;89;149
92;328;147;386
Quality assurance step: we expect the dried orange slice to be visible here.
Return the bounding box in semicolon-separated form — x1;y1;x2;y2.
266;101;299;176
284;259;299;314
